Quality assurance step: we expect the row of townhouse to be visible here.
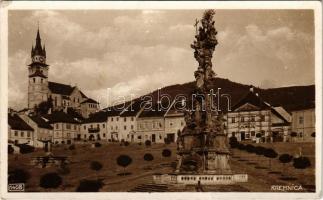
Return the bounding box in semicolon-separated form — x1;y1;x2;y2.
8;88;315;147
224;87;315;143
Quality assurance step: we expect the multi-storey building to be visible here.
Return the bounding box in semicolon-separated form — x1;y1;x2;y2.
81;111;108;141
291;103;315;142
27;28;99;118
43;111;80;144
225;88;291;142
19;114;53;148
8;113;34;145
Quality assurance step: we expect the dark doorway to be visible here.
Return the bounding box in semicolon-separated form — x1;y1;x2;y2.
152;134;156;143
167;133;175;143
77;134;81;140
89;135;94;141
241;131;245;140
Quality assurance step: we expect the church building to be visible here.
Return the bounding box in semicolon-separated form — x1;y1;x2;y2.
27;28;99;118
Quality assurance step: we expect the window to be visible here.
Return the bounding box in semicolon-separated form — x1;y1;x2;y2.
41;78;43;83
102;124;105;128
159;122;162;128
90;125;93;128
117;117;119;121
124;117;126;122
251;131;255;136
21;132;24;137
260;115;265;122
232;132;235;137
116;126;118;130
84;125;86;130
299;116;304;124
250;116;255;122
131;125;134;130
103;133;106;137
56;124;59;129
111;117;113;122
97;124;100;128
232;117;235;123
170;122;173;126
131;117;134;121
33;78;35;83
66;124;71;129
74;125;77;130
27;132;30;137
241;117;244;122
111;126;113;130
124;126;127;130
138;135;142;139
181;121;184;126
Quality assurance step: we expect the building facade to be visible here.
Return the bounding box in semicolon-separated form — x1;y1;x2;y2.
8;113;35;146
81;111;108;141
226;88;291;143
291;107;315;142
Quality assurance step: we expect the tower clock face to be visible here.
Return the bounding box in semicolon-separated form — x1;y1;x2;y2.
32;55;45;63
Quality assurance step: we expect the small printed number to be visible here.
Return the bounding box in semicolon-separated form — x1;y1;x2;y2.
8;183;24;192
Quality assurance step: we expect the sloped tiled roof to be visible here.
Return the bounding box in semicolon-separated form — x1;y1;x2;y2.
232;90;269;111
120;99;144;117
43;111;79;124
29;115;53;129
83;111;108;123
8;114;34;131
80;98;99;104
48;82;74;95
139;101;169;118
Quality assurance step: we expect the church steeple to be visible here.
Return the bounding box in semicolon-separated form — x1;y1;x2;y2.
30;26;47;65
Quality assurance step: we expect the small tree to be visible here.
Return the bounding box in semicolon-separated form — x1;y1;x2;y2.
279;154;293;166
39;172;62;189
264;148;278;169
90;161;103;179
237;143;246;151
145;140;151;147
162;149;172;158
293;157;311;169
116;155;132;176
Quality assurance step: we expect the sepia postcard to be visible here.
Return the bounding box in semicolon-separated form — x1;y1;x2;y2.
0;1;322;199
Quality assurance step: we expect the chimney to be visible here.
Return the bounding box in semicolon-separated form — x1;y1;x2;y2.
249;86;254;93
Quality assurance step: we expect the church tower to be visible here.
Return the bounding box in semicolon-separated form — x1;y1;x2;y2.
28;28;49;109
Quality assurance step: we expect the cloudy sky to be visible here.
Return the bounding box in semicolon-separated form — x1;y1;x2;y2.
8;9;314;110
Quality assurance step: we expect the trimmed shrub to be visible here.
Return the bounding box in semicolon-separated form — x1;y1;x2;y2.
293;157;311;169
90;161;103;172
145;140;151;147
229;136;239;148
8;169;30;183
237;143;246;150
68;144;75;150
255;146;266;156
116;155;132;175
39;172;62;189
245;144;256;153
138;142;142;146
124;141;130;146
57;166;70;175
264;148;278;168
279;154;293;165
17;144;34;154
162;149;172;158
143;153;154;161
76;179;103;192
94;142;101;147
290;132;297;137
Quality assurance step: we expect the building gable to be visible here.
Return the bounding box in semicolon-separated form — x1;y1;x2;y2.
234;103;261;112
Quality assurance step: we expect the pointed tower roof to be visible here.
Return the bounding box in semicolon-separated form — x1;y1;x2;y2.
32;26;46;57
